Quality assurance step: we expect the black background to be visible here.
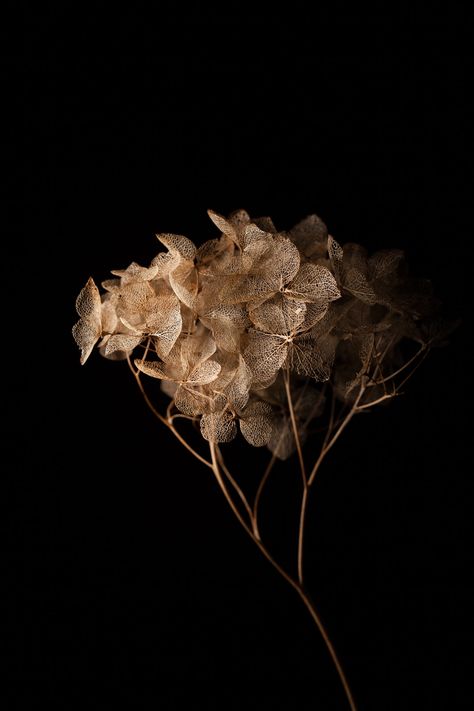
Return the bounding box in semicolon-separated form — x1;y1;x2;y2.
13;5;471;711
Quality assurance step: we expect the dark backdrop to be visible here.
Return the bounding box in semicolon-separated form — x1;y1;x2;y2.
13;6;470;711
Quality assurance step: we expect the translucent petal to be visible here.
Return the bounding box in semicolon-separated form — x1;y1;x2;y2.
289;333;337;381
226;355;252;411
289;214;328;259
328;235;343;280
207;209;236;238
72;278;102;364
267;418;296;460
244;331;288;388
200;411;237;443
369;249;404;280
151;305;182;359
248;294;306;334
239;401;274;447
169;260;198;307
342;243;368;273
111;262;159;283
101;295;118;334
287;264;340;303
104;334;143;355
135;359;168;379
75;277;101;319
174;385;210;416
188;359;221;385
252;216;277;233
301;302;329;329
156;233;197;261
263;235;300;287
345;268;377;304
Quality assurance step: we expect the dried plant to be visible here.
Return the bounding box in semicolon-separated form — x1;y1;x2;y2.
73;209;453;710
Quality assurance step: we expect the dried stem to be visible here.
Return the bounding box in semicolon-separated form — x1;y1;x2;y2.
284;366;307;484
283;366;308;585
209;441;358;711
308;382;366;488
127;357;213;469
216;445;255;527
252;453;277;539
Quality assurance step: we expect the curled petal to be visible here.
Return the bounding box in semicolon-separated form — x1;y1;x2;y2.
72;277;102;364
156;233;197;261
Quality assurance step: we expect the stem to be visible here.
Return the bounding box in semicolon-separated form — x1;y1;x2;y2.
127;357;213;469
297;588;358;711
284;366;306;483
297;485;308;585
284;367;308;585
209;442;297;592
308;384;366;488
373;344;426;386
252;453;277;539
209;441;358;711
216;445;255;528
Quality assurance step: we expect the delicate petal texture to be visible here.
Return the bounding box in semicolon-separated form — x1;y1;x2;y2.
74;208;446;453
188;360;221;385
72;278;102;364
249;294;306;334
369;249;404;279
239;401;274;446
156;233;197;261
287;264;340;302
244;331;288;388
289;214;328;259
105;334;143;355
200;411;237;443
135;359;168;379
289;333;337;381
328;235;343;273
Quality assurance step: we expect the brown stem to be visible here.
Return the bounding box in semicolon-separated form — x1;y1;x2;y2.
209;441;358;711
252;453;277;539
297;588;358;711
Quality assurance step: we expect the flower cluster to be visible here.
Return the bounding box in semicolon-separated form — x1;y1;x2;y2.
73;209;440;458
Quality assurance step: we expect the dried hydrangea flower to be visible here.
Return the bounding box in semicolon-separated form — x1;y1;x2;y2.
74;209;454;711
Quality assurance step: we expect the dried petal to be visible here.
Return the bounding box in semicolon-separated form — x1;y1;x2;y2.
72;278;102;364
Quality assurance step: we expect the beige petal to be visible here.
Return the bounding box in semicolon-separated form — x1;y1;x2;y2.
200;411;237;443
72;277;102;364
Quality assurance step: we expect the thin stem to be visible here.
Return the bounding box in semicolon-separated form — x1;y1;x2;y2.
308;384;366;488
209;442;357;711
283;366;308;585
127;357;213;469
296;588;358;711
297;485;309;585
284;366;306;483
396;347;430;391
216;445;255;528
209;442;297;592
252;453;277;539
355;391;396;411
373;344;426;386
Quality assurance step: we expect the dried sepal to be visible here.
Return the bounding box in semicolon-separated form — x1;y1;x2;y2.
286;263;340;303
74;208;446;453
72;277;102;364
200;410;237;443
239;401;274;447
